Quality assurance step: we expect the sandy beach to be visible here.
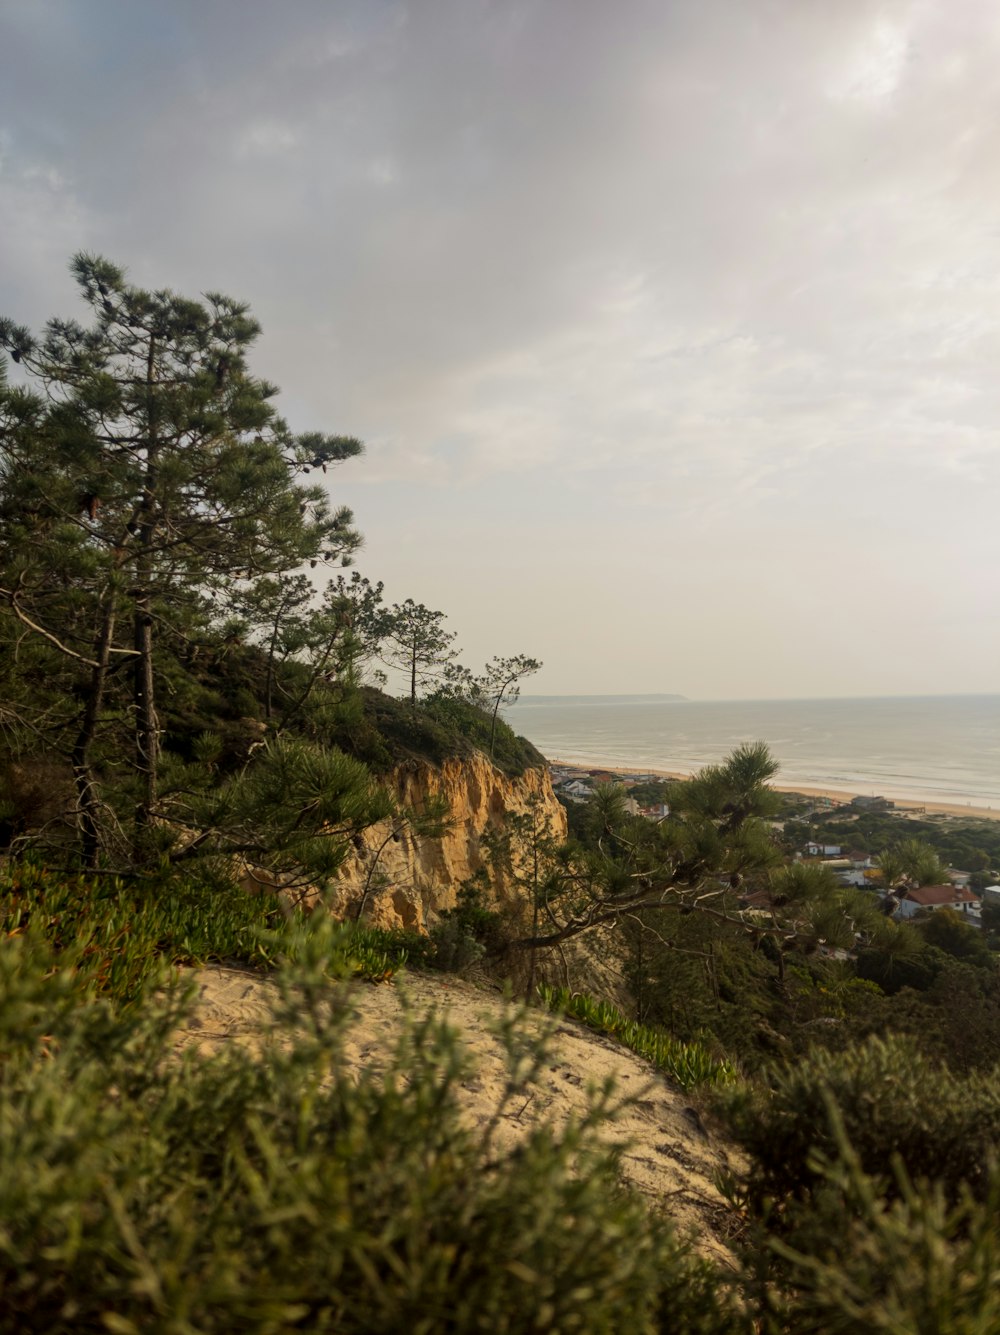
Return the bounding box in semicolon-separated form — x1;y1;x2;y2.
550;757;1000;824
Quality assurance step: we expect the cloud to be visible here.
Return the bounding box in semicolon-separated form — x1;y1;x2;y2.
1;0;999;694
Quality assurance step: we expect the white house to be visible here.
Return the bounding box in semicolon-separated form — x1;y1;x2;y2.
896;885;980;919
804;842;842;857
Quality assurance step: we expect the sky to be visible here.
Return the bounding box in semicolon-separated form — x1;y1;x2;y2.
1;0;999;700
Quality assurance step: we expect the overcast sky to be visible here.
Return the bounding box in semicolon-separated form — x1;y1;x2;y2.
2;0;999;699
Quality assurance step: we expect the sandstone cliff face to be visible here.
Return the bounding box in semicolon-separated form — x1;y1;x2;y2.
325;756;567;933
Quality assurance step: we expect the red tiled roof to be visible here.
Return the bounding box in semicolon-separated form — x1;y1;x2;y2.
903;885;979;907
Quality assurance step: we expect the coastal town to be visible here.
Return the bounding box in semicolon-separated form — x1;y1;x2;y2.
550;762;1000;929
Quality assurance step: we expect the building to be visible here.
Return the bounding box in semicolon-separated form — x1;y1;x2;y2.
896;885;980;919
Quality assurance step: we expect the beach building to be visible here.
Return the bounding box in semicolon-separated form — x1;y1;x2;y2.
896;885;980;919
851;795;894;811
640;802;670;821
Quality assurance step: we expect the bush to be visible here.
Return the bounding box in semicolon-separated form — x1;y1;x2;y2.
0;861;414;1001
0;918;740;1334
759;1134;1000;1334
428;882;507;974
718;1035;1000;1214
423;691;545;776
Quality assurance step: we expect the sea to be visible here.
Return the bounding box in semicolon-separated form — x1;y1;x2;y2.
510;694;1000;811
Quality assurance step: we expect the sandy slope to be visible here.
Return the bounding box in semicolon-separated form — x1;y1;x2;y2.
181;964;740;1263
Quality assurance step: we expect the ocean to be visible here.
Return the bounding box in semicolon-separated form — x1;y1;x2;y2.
510;694;1000;810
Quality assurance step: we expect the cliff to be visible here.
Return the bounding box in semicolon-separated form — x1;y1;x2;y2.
325;755;567;932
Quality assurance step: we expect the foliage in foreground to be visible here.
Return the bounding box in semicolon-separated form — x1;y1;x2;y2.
716;1036;1000;1334
0;920;729;1335
757;1127;1000;1335
718;1035;1000;1213
7;896;1000;1330
537;983;737;1093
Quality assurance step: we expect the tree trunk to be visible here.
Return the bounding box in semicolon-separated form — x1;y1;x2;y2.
72;595;117;867
525;818;540;1001
133;590;157;854
133;336;160;859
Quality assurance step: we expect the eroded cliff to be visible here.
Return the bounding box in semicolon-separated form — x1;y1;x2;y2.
325;755;567;932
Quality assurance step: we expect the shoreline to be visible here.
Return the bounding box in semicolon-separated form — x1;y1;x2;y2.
548;756;1000;824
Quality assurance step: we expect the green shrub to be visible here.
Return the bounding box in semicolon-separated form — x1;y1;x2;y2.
0;919;740;1333
428;883;507;974
0;862;414;1000
748;1107;1000;1334
318;685;545;777
422;691;545;776
719;1035;1000;1215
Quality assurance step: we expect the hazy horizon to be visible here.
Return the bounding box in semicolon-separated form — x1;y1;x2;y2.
519;689;1000;703
2;1;998;699
511;693;1000;807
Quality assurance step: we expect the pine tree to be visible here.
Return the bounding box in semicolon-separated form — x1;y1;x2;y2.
0;254;362;862
370;599;459;704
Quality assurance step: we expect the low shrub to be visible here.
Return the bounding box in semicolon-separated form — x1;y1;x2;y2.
428;882;508;974
0;861;282;1001
718;1035;1000;1213
741;1108;1000;1334
0;918;738;1334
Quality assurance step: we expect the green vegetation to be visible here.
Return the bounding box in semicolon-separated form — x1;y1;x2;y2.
6;254;1000;1329
715;1036;1000;1333
5;876;1000;1332
781;798;1000;878
0;919;728;1335
537;983;737;1092
0;256;544;887
0;861;413;1002
720;1035;1000;1211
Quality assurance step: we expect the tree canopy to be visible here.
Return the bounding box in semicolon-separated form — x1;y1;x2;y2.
0;255;366;868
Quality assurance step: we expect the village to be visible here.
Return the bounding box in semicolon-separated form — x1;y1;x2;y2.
549;763;1000;929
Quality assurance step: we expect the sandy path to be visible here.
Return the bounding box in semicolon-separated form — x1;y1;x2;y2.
180;964;739;1263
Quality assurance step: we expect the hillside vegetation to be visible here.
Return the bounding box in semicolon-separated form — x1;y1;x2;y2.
4;257;1000;1330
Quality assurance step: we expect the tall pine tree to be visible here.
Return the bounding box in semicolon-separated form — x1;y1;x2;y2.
0;254;362;863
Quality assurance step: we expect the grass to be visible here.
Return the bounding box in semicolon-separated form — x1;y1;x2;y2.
0;860;414;1002
537;983;738;1092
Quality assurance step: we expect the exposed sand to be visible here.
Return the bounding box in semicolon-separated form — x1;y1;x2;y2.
551;757;1000;823
180;964;741;1263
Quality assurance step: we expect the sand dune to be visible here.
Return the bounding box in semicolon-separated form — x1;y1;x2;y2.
180;964;740;1263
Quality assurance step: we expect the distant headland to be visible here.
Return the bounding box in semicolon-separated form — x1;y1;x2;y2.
518;693;688;704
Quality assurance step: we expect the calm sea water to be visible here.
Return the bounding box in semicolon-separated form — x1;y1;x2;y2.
510;695;1000;809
